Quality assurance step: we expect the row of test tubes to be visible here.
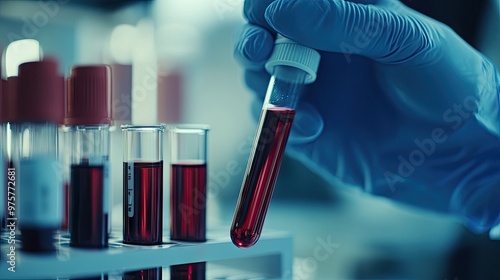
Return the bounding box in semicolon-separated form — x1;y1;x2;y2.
0;59;209;279
62;67;210;279
123;124;209;279
64;124;208;279
122;124;209;244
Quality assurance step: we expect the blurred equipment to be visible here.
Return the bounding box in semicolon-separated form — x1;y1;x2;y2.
67;0;150;10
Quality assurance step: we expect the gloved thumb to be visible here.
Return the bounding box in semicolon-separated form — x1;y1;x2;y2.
288;102;324;144
264;0;433;64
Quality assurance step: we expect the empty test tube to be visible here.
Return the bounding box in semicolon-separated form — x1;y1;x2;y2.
231;35;321;248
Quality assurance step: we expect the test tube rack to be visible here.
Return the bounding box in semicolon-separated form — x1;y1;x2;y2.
0;228;293;279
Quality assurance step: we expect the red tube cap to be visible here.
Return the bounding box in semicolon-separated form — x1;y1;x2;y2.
4;77;19;122
15;58;64;123
65;65;111;125
0;79;5;123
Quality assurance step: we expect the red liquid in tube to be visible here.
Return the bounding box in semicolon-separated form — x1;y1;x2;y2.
123;161;163;245
70;165;107;248
231;107;295;248
123;268;162;280
170;162;207;241
170;263;205;280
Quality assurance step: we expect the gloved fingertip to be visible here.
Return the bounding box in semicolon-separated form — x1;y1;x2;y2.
264;0;329;45
289;102;324;144
233;25;274;70
489;223;500;240
263;0;296;38
243;0;275;30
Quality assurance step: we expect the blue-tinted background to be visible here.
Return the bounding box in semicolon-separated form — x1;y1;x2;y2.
1;0;499;278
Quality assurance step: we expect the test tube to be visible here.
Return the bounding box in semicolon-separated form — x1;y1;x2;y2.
230;35;321;248
59;125;72;233
122;125;164;245
168;124;209;280
170;263;205;280
0;76;4;234
67;66;111;248
123;267;162;280
16;59;64;252
169;124;209;242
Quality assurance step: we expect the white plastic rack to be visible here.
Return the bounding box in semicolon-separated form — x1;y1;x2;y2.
0;228;293;279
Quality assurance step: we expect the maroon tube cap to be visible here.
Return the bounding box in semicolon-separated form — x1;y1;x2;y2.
65;65;111;125
15;58;64;123
5;77;19;122
0;79;5;123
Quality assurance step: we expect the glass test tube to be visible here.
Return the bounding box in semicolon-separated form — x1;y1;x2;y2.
18;123;61;252
67;65;111;249
231;35;321;248
70;274;109;280
168;124;208;280
0;47;3;234
122;125;164;245
123;267;162;280
169;124;209;242
17;59;64;253
69;125;109;248
0;78;4;233
0;78;4;231
59;125;71;233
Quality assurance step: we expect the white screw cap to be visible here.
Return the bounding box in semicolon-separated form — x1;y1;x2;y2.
265;34;321;84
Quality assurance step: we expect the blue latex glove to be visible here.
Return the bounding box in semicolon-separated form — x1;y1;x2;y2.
234;0;500;233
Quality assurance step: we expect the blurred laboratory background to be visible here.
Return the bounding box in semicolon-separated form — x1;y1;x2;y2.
1;0;499;279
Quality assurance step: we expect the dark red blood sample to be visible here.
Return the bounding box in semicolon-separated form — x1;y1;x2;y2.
123;268;162;280
70;165;107;248
231;107;295;248
170;263;205;280
20;227;56;252
123;161;163;245
70;274;108;280
170;162;206;242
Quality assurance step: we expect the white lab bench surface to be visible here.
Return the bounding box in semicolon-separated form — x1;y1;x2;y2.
0;228;293;279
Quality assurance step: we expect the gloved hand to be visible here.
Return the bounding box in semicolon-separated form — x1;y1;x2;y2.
234;0;500;233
